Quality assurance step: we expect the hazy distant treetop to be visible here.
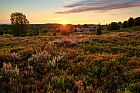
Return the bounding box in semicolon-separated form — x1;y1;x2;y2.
10;12;29;24
134;17;140;26
127;17;134;27
108;22;120;30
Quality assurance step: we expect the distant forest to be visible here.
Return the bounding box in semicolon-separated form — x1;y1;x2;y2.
0;16;140;36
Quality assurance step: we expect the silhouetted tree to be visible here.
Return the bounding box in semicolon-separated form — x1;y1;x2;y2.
10;12;29;36
134;17;140;26
108;22;120;30
83;24;88;28
127;17;134;27
96;24;102;35
123;21;127;28
118;22;123;28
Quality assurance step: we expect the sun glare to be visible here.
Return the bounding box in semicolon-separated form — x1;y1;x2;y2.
60;21;68;26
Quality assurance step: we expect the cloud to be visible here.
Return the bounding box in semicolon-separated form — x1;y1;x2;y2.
56;0;140;14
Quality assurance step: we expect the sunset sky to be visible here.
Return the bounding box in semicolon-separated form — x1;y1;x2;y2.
0;0;140;24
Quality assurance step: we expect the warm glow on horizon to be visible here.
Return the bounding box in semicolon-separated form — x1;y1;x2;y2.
0;0;139;24
60;21;69;25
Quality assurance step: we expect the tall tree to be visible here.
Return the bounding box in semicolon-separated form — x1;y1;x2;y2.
134;17;140;26
123;21;127;28
118;22;123;28
108;22;120;30
127;17;134;27
10;12;29;36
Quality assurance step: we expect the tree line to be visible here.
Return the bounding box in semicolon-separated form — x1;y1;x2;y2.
0;12;140;36
107;17;140;30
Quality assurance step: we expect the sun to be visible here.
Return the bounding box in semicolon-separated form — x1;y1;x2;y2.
60;21;69;26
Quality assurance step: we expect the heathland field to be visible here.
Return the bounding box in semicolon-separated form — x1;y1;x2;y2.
0;31;140;93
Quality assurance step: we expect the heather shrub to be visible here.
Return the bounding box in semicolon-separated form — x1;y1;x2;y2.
10;47;22;53
18;50;33;61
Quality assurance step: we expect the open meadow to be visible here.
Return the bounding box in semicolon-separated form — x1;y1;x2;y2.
0;29;140;93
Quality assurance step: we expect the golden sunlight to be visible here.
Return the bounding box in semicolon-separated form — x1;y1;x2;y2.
60;21;69;26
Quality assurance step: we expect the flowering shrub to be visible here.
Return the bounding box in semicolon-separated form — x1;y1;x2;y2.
50;76;75;92
0;52;18;68
28;50;49;63
0;62;20;92
2;62;19;75
18;50;33;61
0;32;139;93
48;35;92;47
49;37;77;47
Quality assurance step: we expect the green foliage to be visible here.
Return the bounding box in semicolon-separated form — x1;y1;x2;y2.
50;76;75;92
10;47;22;53
57;58;69;70
85;59;134;92
12;24;29;37
0;31;139;93
0;25;12;35
2;34;13;38
10;12;29;37
0;28;5;35
28;29;39;36
18;50;33;61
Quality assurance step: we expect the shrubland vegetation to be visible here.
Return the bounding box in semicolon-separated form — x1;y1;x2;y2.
0;13;140;93
0;30;140;93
